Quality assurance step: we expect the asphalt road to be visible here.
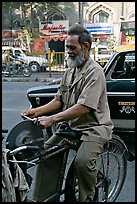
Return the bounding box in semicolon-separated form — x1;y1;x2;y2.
2;81;135;202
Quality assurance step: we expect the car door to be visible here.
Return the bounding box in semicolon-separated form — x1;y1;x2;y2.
105;51;135;130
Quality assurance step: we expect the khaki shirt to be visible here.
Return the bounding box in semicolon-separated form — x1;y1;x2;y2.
55;56;114;144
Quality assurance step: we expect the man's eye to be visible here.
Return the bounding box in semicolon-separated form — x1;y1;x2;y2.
66;45;77;50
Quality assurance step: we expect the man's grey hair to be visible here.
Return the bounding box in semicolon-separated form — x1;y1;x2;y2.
68;23;92;51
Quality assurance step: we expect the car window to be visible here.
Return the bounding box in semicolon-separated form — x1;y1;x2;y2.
15;50;22;56
111;52;135;79
2;49;8;54
22;50;27;54
2;49;12;54
98;47;109;54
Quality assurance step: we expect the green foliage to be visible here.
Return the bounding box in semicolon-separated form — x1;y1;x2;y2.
2;2;66;30
2;2;78;33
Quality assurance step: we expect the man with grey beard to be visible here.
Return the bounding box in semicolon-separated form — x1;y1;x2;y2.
66;48;85;68
21;23;113;202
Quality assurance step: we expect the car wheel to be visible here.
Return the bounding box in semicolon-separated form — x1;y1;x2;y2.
30;62;40;72
22;66;32;77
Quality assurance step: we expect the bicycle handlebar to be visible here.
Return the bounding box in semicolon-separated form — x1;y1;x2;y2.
9;145;40;156
2;129;8;133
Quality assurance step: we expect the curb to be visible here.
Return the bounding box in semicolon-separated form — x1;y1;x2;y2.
2;78;50;82
2;77;61;84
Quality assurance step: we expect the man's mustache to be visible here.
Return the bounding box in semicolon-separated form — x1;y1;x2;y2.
68;55;75;60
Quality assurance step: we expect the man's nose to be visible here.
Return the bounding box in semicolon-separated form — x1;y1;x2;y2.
68;50;73;55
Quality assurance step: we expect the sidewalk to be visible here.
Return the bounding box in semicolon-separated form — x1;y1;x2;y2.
2;73;62;84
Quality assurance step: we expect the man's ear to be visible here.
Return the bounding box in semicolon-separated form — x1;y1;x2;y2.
83;41;90;51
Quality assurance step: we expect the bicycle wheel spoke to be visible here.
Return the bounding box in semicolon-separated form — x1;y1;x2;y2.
96;138;127;202
64;136;127;202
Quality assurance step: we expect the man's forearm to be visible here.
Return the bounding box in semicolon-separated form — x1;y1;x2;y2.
35;98;62;116
52;103;90;124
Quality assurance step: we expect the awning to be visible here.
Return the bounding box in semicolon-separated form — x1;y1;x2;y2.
40;32;68;42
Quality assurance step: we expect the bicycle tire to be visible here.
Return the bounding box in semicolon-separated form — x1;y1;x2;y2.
96;135;128;202
64;135;127;202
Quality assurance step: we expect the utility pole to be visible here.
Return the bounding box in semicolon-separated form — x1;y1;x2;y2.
122;2;124;17
10;5;13;38
81;2;84;25
78;2;81;23
78;2;83;25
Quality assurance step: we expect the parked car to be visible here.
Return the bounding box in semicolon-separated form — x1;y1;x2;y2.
27;50;135;160
2;46;48;72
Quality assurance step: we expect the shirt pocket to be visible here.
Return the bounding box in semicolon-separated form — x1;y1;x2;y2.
60;85;69;104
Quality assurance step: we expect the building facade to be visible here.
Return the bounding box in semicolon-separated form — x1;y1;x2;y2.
81;2;135;46
45;2;135;47
2;2;135;49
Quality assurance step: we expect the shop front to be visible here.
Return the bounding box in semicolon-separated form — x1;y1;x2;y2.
119;21;135;45
84;22;113;45
38;20;69;53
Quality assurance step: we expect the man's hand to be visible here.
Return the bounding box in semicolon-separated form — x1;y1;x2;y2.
35;116;54;128
21;108;37;119
21;99;62;121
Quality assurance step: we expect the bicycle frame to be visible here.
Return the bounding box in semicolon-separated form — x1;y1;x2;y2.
3;127;128;202
8;137;80;202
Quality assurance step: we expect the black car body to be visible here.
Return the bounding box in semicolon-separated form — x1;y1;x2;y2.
27;50;135;160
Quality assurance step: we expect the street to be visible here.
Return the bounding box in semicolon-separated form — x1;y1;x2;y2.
2;81;135;202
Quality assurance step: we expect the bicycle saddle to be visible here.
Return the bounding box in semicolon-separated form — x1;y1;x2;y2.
55;122;82;140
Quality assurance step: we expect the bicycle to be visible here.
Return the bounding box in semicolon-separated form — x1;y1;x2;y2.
3;120;128;202
2;54;32;77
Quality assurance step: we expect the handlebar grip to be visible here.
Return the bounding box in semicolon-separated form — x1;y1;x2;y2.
27;146;40;151
2;129;8;133
9;145;40;156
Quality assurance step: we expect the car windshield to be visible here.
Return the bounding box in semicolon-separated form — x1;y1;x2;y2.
98;48;110;54
14;50;23;56
111;52;135;79
22;50;27;54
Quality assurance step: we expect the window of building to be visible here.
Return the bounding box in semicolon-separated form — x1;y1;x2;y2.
48;13;64;21
93;11;109;23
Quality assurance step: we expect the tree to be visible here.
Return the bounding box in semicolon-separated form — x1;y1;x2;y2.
2;2;65;31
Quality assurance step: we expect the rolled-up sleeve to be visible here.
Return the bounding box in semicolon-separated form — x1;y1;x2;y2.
54;88;62;102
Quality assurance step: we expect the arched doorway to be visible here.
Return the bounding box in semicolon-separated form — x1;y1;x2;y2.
85;2;116;46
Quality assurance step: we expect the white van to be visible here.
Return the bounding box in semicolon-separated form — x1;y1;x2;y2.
2;46;48;72
90;45;113;65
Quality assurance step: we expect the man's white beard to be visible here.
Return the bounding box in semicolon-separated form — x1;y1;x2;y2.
67;51;85;68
